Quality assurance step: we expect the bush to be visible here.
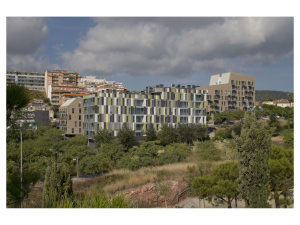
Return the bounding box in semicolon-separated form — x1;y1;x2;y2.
156;143;192;166
211;130;226;142
197;141;221;161
225;122;243;138
283;132;293;148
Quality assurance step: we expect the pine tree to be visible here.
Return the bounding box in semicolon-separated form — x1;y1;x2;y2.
233;112;272;208
42;161;73;208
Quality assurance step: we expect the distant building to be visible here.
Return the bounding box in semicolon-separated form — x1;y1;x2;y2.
255;101;262;107
17;109;49;126
79;76;106;92
196;72;255;119
274;99;290;108
95;80;127;93
6;71;45;91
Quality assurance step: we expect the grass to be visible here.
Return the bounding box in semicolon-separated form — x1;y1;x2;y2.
102;162;197;194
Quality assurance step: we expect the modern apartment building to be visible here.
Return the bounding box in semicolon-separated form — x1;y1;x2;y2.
82;84;207;139
59;98;83;137
44;70;80;98
196;72;255;118
6;71;45;91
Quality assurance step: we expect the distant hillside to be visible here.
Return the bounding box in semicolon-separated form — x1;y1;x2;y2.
255;90;293;101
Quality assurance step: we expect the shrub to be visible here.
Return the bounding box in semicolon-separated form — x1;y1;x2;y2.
197;141;221;161
211;130;226;142
283;132;293;148
156;143;192;166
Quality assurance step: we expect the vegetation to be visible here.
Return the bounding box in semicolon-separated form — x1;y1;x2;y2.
234;112;272;208
94;128;113;148
42;161;73;208
196;141;221;161
269;145;294;208
30;90;47;99
213;110;246;123
268;113;282;136
255;90;293;102
6;83;32;128
153;179;172;208
116;125;138;151
142;126;158;142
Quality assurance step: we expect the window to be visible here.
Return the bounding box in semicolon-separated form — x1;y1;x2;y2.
72;108;74;113
132;116;135;122
117;99;119;105
165;109;167;115
150;116;152;123
129;108;131;114
72;128;74;133
158;100;160;107
79;122;81;127
79;115;81;120
185;94;187;100
180;94;182;99
127;99;129;105
75;121;77;127
78;102;81;107
127;115;129;122
79;108;81;113
152;100;154;106
79;128;81;133
239;81;240;85
116;107;118;114
222;96;223;100
111;99;113;105
118;115;120;122
159;108;161;115
69;115;71;120
175;109;177;115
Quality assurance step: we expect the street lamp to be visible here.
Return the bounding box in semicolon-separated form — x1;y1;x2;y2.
223;145;227;161
73;157;79;179
6;123;37;208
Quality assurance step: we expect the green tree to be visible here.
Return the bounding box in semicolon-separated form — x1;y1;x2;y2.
211;130;226;142
156;143;192;166
269;145;294;208
157;123;178;146
94;128;113;148
210;161;239;208
283;132;293;148
233;112;272;208
142;126;158;142
191;176;214;208
287;98;293;103
6;83;32;126
268;113;282;136
116;125;138;151
6;169;40;207
206;114;211;122
177;123;196;145
99;141;126;166
42;161;73;208
43;98;50;103
195;124;208;141
79;153;111;176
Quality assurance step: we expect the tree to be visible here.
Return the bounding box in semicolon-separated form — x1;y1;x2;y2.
157;123;178;146
153;179;172;208
211;130;226;142
288;98;293;103
233;112;272;208
6;169;40;207
79;153;111;176
211;161;239;208
269;145;294;208
283;132;293;148
116;125;138;151
206;114;211;122
6;83;32;126
268;113;282;136
42;161;73;208
43;98;50;103
195;124;208;141
191;176;214;208
94;128;113;148
196;141;221;161
156;143;192;166
142;126;158;142
177;123;196;145
99;141;126;167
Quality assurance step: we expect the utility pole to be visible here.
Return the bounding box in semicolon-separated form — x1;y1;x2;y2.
73;157;79;179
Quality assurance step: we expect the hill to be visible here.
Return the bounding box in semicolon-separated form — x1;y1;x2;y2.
255;90;293;101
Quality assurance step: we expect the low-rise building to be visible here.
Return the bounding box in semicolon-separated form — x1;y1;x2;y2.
17;109;49;126
59;98;83;137
255;101;263;107
274;99;291;108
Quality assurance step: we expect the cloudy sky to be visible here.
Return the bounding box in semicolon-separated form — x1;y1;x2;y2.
6;17;294;92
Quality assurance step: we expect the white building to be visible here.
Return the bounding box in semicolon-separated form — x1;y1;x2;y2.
79;76;106;92
6;71;45;91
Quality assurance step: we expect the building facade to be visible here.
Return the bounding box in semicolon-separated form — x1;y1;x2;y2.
79;76;106;92
44;70;80;99
196;72;255;118
59;98;83;137
82;84;207;139
6;71;45;91
17;109;49;126
95;80;127;93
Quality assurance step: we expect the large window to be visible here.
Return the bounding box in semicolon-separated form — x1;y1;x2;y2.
69;115;71;120
72;108;74;113
72;128;74;133
79;115;81;120
75;121;77;127
79;122;81;127
79;108;81;113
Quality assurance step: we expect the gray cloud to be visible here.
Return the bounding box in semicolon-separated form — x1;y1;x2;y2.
59;17;293;78
7;17;48;55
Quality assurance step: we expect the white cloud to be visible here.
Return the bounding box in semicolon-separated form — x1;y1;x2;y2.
60;17;293;78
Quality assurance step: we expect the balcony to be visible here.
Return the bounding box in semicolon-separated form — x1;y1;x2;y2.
242;82;246;86
210;102;219;106
248;82;253;86
215;90;220;95
232;86;238;90
214;96;220;100
232;92;237;96
227;92;232;96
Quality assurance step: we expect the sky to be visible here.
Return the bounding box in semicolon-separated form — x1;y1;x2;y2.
6;17;294;92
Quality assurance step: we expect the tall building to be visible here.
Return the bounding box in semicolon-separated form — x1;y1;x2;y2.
59;98;83;137
44;70;80;98
6;71;45;91
196;72;255;118
95;80;127;93
79;76;106;92
82;84;207;140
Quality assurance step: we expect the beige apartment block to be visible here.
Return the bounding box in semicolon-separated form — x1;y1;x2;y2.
45;70;80;98
196;72;255;118
59;98;83;137
95;81;127;93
